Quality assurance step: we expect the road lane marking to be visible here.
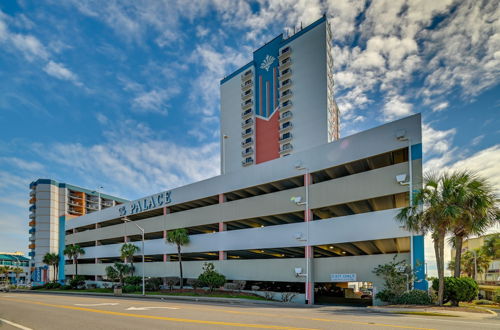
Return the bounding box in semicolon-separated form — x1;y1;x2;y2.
126;306;179;310
0;318;33;330
0;297;316;330
74;303;119;306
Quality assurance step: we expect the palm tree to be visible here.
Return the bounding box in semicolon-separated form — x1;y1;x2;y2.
166;229;190;289
120;243;140;275
396;172;462;306
0;266;12;283
449;171;499;278
482;233;500;259
43;253;59;282
63;245;85;277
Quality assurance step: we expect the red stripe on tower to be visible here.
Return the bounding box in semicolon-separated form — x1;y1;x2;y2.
255;110;280;164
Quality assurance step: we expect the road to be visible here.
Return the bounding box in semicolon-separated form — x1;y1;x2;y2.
0;292;498;330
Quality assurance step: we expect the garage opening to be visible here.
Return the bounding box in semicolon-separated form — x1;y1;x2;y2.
315;281;373;306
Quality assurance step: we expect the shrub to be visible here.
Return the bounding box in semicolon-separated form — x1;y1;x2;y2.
123;284;141;293
146;277;162;291
432;277;478;305
165;277;180;291
186;278;201;290
31;285;44;290
124;276;142;286
69;275;86;289
495;290;500;304
61;285;72;290
280;292;297;303
474;299;494;305
375;289;397;303
394;290;433;305
197;262;226;292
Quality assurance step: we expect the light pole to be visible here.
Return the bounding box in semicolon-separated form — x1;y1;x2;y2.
291;162;312;304
396;130;414;274
122;217;145;296
222;134;229;174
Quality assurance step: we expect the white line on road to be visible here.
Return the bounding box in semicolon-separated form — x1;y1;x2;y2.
0;318;33;330
126;306;180;311
74;303;119;306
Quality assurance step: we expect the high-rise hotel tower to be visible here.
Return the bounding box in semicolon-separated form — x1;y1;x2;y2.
220;16;339;174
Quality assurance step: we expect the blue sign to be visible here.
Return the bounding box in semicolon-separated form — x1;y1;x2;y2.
119;191;172;216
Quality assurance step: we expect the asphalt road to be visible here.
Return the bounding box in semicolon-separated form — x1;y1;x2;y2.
0;292;499;330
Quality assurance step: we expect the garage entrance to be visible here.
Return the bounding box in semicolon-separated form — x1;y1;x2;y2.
315;282;373;306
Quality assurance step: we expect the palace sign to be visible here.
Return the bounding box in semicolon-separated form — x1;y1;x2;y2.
119;191;172;216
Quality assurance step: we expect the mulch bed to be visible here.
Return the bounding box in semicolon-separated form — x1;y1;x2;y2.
382;305;491;314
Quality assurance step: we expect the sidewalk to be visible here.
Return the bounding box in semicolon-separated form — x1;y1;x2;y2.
368;305;498;319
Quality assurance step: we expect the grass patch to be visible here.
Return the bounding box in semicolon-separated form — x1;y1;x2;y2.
394;311;458;317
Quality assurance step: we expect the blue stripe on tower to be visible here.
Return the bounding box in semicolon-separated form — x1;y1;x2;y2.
412;235;428;290
411;143;422;160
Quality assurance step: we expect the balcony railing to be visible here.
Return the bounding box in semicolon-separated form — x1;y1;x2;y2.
241;80;253;90
280;91;293;101
279;69;292;81
241;139;253;147
279;134;293;143
241;129;253;138
279;111;293;121
279;58;292;69
241;148;254;157
241;90;253;100
241;158;254;166
280;123;293;133
280;101;293;111
278;47;291;60
29;212;35;219
30;190;35;196
279;144;293;154
241;119;254;128
241;109;253;119
241;70;253;80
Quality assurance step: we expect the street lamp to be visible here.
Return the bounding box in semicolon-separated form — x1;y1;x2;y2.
396;130;414;274
291;162;313;304
122;217;145;296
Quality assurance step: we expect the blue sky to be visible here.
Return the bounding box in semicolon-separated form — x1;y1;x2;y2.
0;1;498;275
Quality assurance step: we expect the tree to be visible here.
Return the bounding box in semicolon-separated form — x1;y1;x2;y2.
105;262;132;286
197;262;226;292
42;253;59;282
120;243;140;275
396;172;463;306
372;257;413;303
482;233;500;259
63;245;85;277
449;171;499;278
12;267;24;284
166;229;190;289
0;266;12;283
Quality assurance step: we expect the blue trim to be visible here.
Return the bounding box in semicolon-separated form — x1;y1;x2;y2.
412;235;428;290
411;143;422;160
28;251;35;257
29;228;36;234
220;61;254;85
58;216;66;283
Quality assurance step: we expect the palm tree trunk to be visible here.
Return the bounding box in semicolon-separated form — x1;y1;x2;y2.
437;232;445;306
74;257;78;277
131;260;134;276
454;234;463;278
178;245;183;289
433;235;443;306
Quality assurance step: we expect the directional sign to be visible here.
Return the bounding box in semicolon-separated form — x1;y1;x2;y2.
126;306;179;311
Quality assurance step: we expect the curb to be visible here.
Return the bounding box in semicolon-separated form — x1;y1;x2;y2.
368;306;497;319
12;290;309;308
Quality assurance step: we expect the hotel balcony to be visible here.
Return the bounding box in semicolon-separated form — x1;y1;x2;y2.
241;148;254;157
280;90;293;101
68;200;83;207
68;207;84;215
241;138;253;148
69;193;83;200
241;80;253;90
241;100;253;110
279;101;293;112
279;80;292;91
86;204;99;210
29;243;35;250
279;144;293;154
29;197;36;204
279;133;293;143
29;212;35;219
102;201;113;207
28;251;35;257
279;111;293;122
279;123;293;133
241;69;253;80
278;47;291;61
241;118;254;129
30;190;35;197
241;109;254;119
241;158;254;166
241;90;253;100
29;220;36;227
29;234;35;242
29;228;36;234
279;68;292;81
279;58;292;69
241;128;253;138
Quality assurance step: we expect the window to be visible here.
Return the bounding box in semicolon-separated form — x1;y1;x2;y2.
244;69;252;76
282;121;291;129
244;137;252;143
281;47;290;55
282;79;291;87
282;143;292;150
281;68;290;75
245;90;251;95
282;89;291;96
281;132;291;140
281;57;290;65
282;100;291;107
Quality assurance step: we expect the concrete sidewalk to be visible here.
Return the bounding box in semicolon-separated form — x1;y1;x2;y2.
368;305;498;319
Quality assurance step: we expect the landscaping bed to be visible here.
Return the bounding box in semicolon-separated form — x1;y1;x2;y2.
380;304;492;314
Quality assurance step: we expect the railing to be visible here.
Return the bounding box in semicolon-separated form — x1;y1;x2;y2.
280;123;293;132
241;81;253;89
241;158;254;166
242;148;254;157
279;145;293;153
279;134;293;142
279;111;292;121
241;139;253;147
241;119;254;128
241;109;253;118
241;129;253;137
241;70;252;79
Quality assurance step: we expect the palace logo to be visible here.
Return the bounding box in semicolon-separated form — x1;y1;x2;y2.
260;55;275;71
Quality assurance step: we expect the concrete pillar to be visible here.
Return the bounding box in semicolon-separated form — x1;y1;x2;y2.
304;173;314;305
163;207;170;215
163;230;168;262
218;193;227;260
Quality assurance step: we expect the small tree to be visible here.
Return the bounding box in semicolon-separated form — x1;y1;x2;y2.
63;245;85;277
432;277;478;305
42;253;59;282
166;229;190;289
198;262;226;292
373;256;413;303
105;262;132;286
120;243;140;275
12;267;24;284
0;266;12;283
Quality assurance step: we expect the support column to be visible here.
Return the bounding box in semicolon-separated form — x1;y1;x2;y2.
218;194;227;260
304;173;314;305
163;230;169;262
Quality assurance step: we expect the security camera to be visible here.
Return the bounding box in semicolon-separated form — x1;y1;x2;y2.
294;232;305;240
396;174;409;185
294;268;302;275
290;196;302;204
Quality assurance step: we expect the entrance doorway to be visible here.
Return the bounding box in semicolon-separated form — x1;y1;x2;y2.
315;282;373;306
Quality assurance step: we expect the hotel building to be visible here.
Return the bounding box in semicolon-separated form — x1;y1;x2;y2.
55;17;426;304
220;16;339;174
28;179;127;284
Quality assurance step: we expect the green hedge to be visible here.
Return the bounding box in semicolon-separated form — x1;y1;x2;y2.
394;290;433;305
432;277;478;304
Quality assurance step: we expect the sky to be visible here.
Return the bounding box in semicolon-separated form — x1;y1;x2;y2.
0;0;498;277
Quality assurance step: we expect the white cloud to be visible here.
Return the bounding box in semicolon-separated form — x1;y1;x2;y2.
432;102;449;112
132;87;180;115
43;61;80;84
0;157;44;172
383;95;413;121
9;33;48;61
422;123;456;156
